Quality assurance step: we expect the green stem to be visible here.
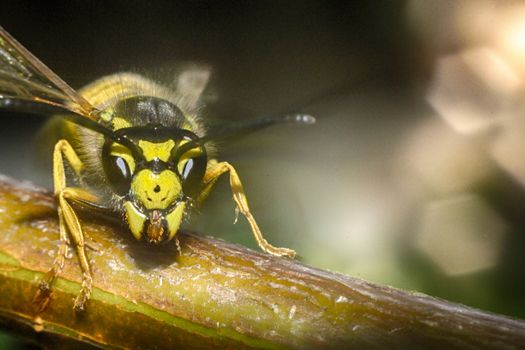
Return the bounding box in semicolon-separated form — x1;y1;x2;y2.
0;175;523;349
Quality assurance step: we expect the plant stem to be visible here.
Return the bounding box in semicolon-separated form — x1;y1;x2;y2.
0;175;523;349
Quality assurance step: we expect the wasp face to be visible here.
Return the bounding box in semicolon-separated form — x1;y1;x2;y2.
101;112;207;244
124;161;187;245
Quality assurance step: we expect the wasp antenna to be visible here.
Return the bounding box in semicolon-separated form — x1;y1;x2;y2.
0;96;66;115
282;113;316;125
201;112;315;143
0;95;118;141
248;113;315;128
66;113;116;140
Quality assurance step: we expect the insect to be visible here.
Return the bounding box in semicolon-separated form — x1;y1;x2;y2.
0;26;315;311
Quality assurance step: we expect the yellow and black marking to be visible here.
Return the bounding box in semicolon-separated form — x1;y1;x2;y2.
0;25;314;312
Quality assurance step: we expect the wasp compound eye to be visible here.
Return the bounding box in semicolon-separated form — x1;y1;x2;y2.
172;141;207;199
102;140;134;196
179;155;206;198
104;155;133;195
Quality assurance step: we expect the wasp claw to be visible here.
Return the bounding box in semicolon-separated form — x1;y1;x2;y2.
73;273;92;312
38;281;50;292
73;300;86;313
267;246;296;259
33;288;52;314
175;237;182;256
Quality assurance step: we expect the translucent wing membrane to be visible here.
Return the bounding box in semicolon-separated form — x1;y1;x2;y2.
0;26;97;119
173;65;211;113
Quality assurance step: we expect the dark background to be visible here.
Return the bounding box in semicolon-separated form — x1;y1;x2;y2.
1;1;525;348
1;1;421;115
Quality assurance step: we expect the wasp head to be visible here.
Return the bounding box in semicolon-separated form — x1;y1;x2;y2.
101;113;207;244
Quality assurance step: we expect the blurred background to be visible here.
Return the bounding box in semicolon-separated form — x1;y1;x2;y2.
2;1;525;346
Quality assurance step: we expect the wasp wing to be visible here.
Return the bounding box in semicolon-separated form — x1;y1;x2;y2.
0;26;97;119
173;65;211;113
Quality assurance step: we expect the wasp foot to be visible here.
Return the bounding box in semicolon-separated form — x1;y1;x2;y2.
175;236;182;256
73;272;92;312
32;267;61;314
33;285;52;314
265;246;296;258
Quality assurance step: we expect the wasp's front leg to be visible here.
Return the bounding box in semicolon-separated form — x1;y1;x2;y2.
35;139;101;313
200;160;296;258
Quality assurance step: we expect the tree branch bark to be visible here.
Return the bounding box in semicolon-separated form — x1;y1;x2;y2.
0;175;523;349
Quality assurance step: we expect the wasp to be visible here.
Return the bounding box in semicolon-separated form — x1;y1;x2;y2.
0;27;314;311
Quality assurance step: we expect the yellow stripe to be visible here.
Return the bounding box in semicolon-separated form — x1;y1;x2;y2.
167;203;186;240
138;140;175;162
124;201;147;240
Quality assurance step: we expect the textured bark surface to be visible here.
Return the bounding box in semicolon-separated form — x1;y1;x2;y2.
0;175;523;349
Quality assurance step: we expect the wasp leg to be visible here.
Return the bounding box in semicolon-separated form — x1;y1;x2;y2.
200;160;296;258
58;187;101;311
35;139;82;311
35;140;100;313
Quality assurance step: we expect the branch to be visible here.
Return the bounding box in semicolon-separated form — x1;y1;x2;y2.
0;175;523;349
